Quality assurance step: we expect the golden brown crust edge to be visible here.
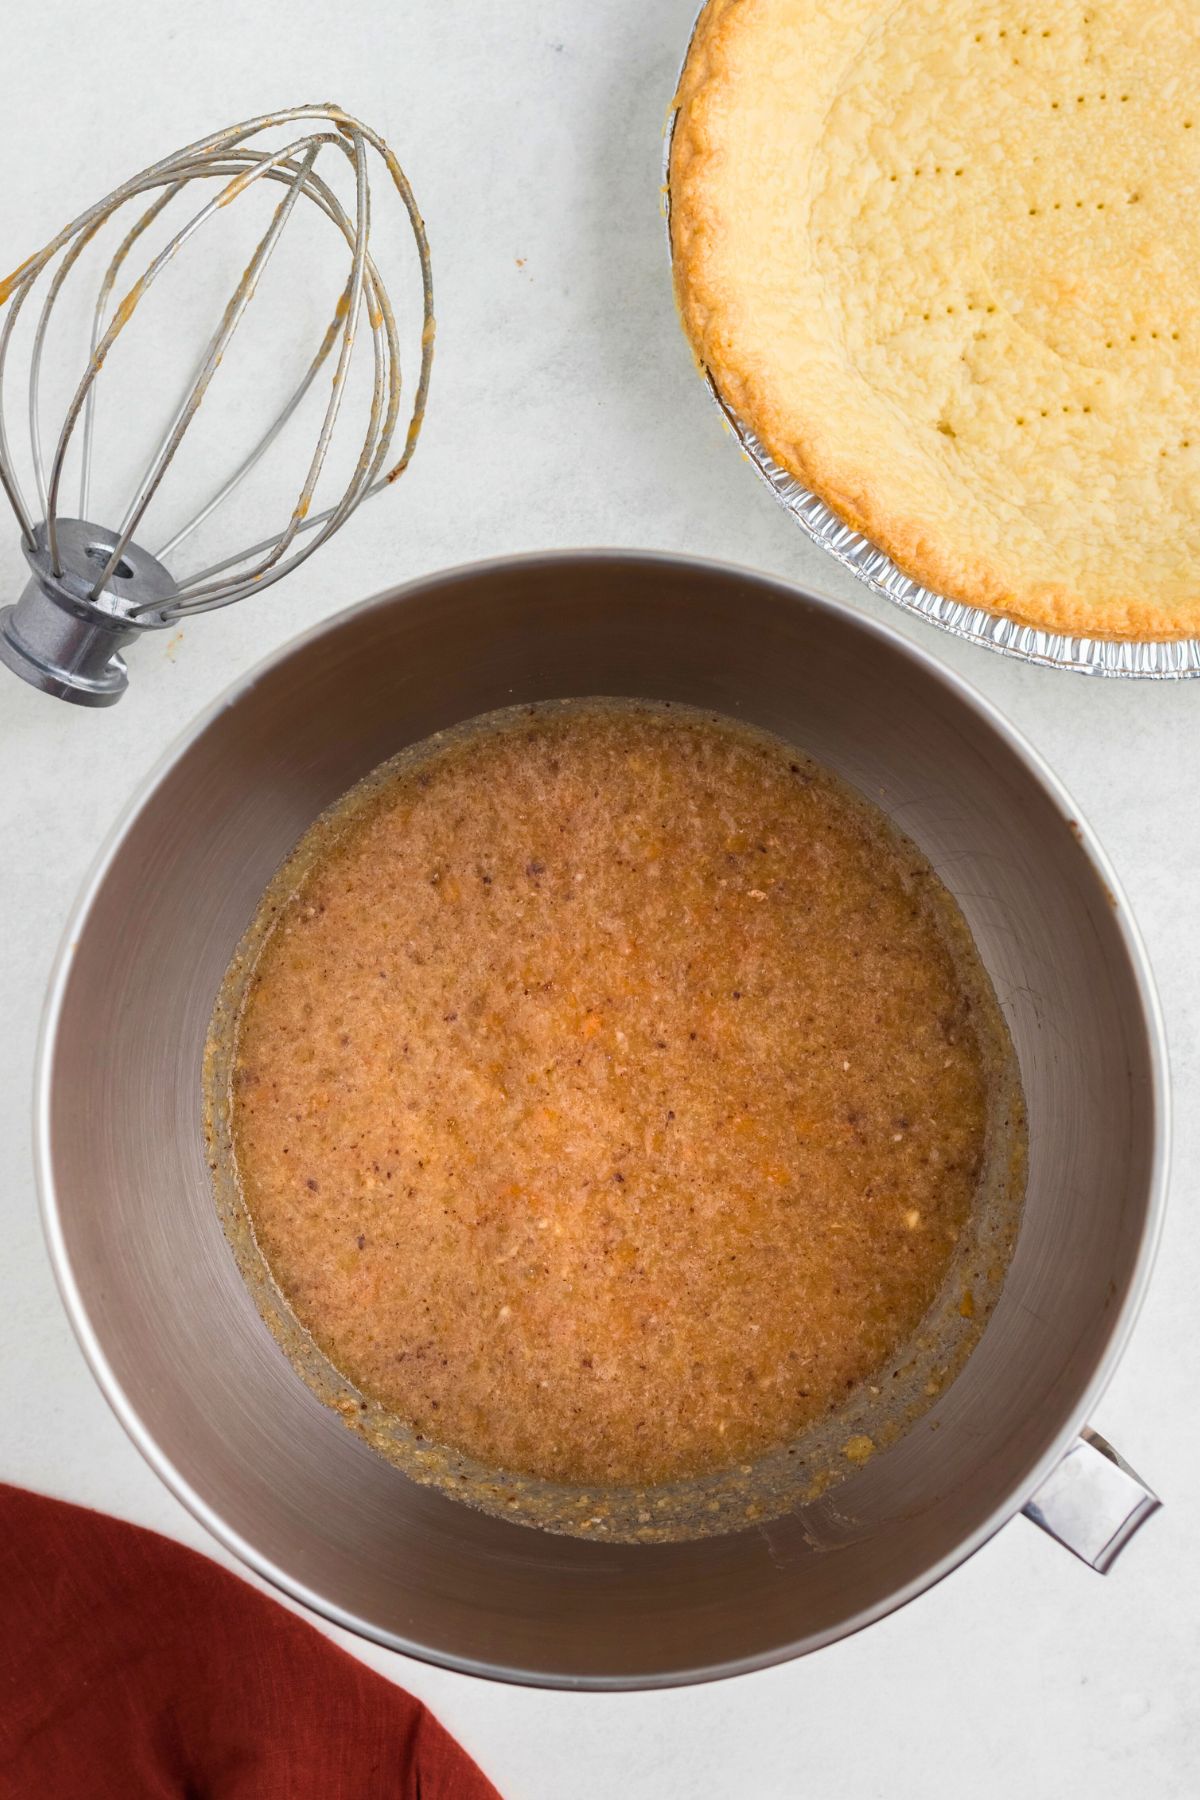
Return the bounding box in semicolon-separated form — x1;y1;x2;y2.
668;1;1200;644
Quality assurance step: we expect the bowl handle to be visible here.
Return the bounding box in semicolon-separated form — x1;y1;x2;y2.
1022;1426;1160;1572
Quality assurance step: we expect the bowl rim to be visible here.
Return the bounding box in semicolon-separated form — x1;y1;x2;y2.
33;548;1171;1689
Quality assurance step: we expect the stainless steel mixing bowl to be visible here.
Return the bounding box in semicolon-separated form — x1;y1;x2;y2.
37;552;1167;1688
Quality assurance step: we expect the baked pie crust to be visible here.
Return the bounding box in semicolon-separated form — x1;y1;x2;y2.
670;0;1200;640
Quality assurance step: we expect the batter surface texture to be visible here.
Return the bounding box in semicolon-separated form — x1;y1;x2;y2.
670;0;1200;639
224;702;1016;1495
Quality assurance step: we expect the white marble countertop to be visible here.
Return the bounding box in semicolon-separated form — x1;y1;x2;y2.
2;3;1197;1795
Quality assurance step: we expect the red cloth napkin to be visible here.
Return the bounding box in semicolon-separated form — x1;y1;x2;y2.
0;1482;502;1799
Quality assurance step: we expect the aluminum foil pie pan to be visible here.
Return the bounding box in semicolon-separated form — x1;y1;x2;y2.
663;74;1200;680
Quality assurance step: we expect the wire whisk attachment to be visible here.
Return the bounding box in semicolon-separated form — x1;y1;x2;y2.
0;103;433;705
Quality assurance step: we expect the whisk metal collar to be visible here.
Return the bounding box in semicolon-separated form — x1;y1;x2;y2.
0;519;176;705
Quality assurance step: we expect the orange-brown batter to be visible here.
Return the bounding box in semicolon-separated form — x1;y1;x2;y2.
228;702;1008;1487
